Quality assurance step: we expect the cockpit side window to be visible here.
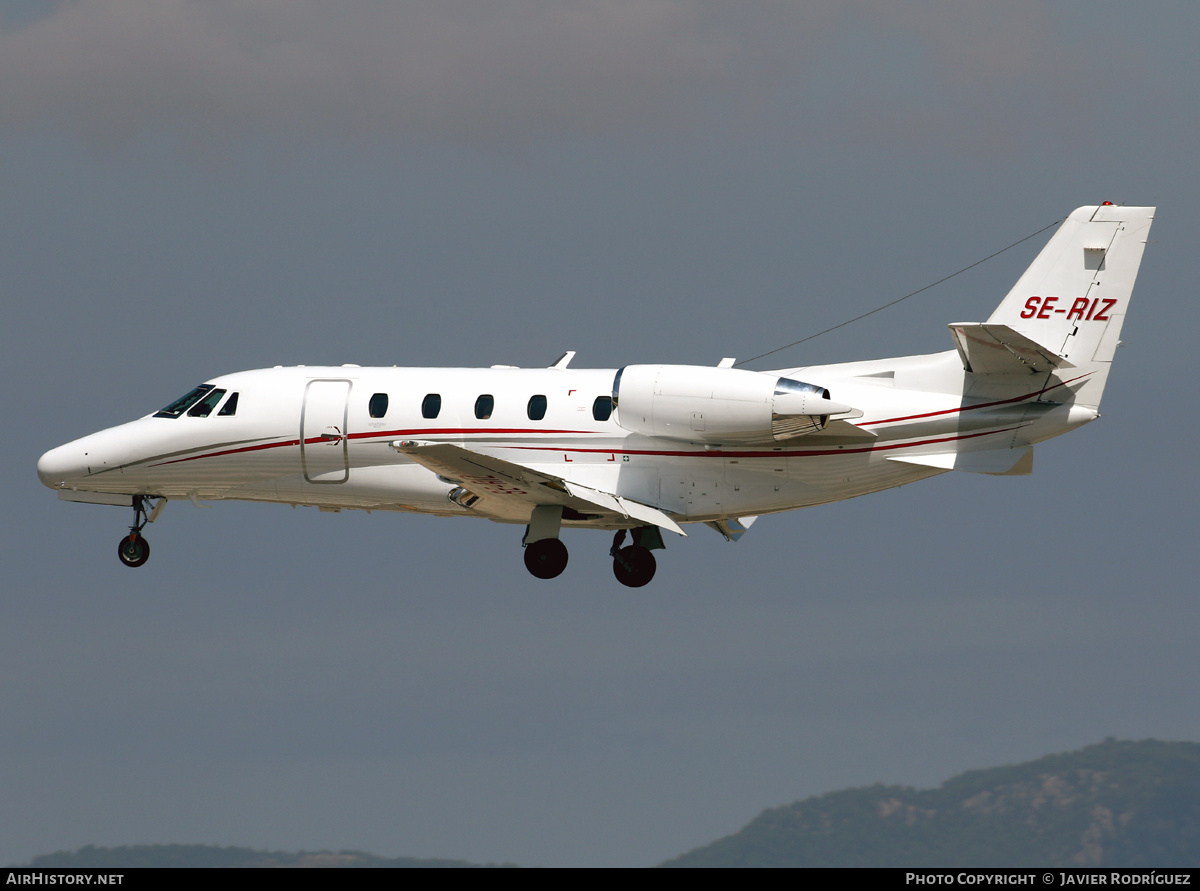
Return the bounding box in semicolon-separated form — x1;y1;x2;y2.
155;385;213;419
217;392;239;416
187;388;227;417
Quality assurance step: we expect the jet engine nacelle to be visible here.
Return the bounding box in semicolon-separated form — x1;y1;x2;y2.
612;364;855;445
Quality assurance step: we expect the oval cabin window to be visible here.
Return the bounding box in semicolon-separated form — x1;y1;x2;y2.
592;396;613;422
527;395;547;421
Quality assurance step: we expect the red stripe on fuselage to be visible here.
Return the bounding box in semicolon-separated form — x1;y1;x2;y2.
859;374;1088;427
149;428;594;467
345;427;590;441
146;388;1053;471
151;438;302;466
510;425;1027;460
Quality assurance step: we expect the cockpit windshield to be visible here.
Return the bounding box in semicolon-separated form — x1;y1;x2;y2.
187;388;227;418
154;385;213;419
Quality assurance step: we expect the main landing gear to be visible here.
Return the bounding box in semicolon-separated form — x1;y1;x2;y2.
522;505;570;580
519;506;665;586
609;528;660;588
117;495;164;568
524;538;569;579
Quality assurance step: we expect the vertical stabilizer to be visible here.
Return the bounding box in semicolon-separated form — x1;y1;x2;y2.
985;204;1154;407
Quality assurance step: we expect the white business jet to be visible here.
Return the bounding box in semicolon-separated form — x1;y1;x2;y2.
37;204;1153;586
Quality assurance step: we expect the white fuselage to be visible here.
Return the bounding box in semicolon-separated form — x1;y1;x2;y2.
36;352;1095;529
34;204;1152;583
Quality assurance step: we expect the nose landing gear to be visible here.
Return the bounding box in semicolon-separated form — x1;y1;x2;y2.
116;495;164;568
118;533;150;568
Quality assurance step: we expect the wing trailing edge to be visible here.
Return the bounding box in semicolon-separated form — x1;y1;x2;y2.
560;481;686;536
391;440;686;536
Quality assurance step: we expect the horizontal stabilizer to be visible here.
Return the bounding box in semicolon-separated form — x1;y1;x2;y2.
948;323;1071;375
888;446;1033;476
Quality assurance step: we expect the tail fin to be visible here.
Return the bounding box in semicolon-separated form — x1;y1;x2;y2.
974;204;1154;408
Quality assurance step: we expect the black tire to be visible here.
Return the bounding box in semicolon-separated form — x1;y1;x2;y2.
612;545;656;588
118;534;150;568
524;538;568;579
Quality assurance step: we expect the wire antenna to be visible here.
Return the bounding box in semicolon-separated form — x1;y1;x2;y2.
734;217;1063;368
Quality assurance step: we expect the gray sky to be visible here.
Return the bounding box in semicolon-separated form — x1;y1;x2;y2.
2;1;1198;867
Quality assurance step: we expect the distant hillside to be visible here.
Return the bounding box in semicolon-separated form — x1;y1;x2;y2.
18;740;1200;868
662;739;1200;867
25;844;512;869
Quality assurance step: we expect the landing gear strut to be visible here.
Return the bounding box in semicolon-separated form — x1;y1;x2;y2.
610;528;659;588
117;495;162;568
523;505;568;580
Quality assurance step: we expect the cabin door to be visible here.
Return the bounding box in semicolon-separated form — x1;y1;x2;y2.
301;379;351;483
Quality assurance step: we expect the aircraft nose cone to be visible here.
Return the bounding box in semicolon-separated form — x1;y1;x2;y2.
37;443;88;489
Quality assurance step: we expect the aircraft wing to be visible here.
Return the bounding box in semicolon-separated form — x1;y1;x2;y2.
390;440;687;536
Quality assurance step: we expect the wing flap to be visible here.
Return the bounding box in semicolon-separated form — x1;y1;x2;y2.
562;481;686;536
392;440;686;535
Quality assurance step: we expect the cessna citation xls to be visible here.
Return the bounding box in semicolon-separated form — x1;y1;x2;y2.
38;204;1153;587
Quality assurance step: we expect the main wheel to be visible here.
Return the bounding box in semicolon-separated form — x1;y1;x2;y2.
612;545;656;588
117;534;150;568
524;538;568;579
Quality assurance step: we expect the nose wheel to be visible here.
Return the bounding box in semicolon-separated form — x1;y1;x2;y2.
116;495;163;568
118;533;150;568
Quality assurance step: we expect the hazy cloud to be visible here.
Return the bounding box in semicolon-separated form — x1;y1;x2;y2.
0;0;1116;153
0;0;750;144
